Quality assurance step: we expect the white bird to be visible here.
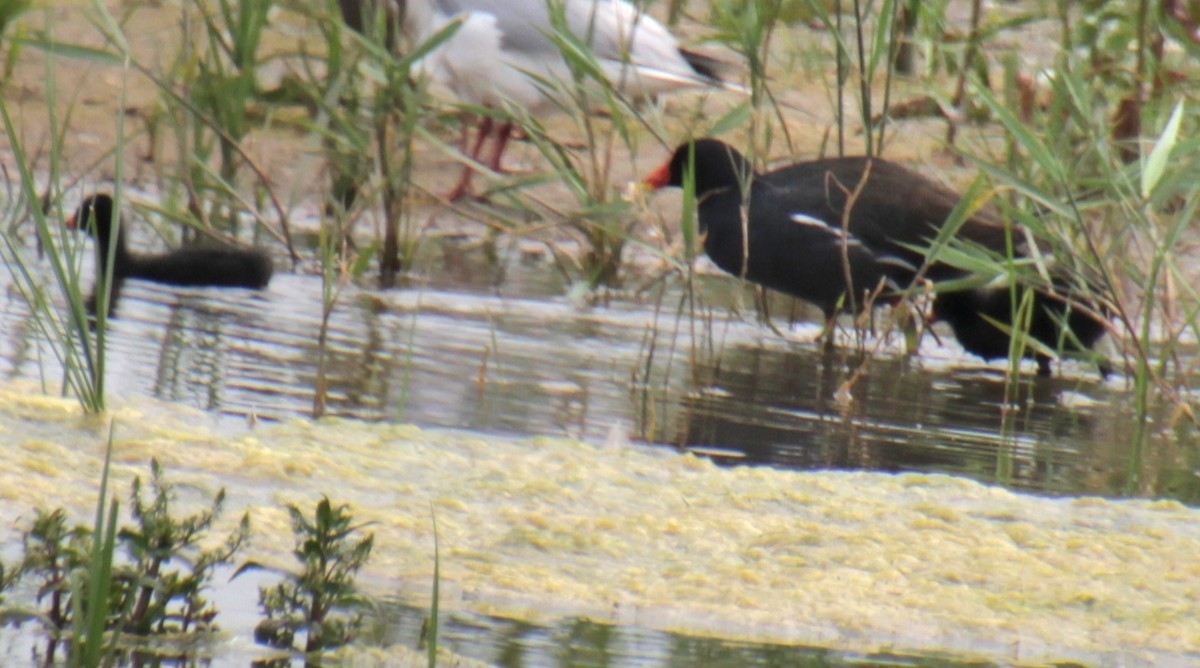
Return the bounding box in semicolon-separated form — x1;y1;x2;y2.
396;0;732;200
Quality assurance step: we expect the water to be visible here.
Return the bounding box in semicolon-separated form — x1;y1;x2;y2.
1;232;1197;667
1;233;1186;500
379;604;1001;668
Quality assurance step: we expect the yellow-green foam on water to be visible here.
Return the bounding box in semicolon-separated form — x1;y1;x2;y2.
1;380;1198;666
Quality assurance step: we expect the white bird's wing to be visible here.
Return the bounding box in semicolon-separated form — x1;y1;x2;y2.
428;0;711;81
411;0;732;104
430;0;558;56
563;0;691;71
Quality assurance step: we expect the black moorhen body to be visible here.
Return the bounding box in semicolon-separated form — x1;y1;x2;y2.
645;139;1108;374
69;193;274;315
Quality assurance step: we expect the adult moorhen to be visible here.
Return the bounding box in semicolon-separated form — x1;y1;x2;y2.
644;138;1109;375
69;193;274;316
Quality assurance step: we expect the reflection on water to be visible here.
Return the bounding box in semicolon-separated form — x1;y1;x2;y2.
384;602;991;668
0;236;1194;502
672;344;1128;497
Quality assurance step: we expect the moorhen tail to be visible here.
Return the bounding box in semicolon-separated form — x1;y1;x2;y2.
69;193;274;315
932;282;1109;374
645;138;1108;375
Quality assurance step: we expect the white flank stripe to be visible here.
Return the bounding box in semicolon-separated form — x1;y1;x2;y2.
874;255;918;272
790;213;862;246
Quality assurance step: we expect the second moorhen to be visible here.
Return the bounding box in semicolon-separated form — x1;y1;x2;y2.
69;193;274;315
644;138;1109;375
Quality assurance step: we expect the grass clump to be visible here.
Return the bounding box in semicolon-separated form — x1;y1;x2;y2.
1;94;111;413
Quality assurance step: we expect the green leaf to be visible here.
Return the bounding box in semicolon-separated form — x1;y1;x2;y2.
973;82;1066;184
16;36;127;66
1141;100;1184;199
708;103;751;137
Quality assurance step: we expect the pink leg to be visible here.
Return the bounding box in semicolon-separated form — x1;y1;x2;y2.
485;120;515;173
467;115;494;162
457;114;473;153
448;114;496;202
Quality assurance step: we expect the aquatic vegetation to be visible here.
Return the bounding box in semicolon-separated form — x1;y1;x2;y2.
17;508;94;662
186;0;275;232
284;0;461;285
6;455;248;665
119;459;250;636
301;5;463;417
73;434;121;668
423;511;442;668
0;447;421;664
243;496;376;655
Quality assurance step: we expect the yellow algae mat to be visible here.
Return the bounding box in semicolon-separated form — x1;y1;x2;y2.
1;381;1197;665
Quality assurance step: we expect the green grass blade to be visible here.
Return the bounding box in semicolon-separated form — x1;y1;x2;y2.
16;35;125;64
708;103;752;138
74;424;120;667
1141;100;1184;199
973;81;1067;184
426;507;440;668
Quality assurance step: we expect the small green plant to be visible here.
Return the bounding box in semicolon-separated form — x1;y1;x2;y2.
117;459;250;636
19;508;95;662
312;207;376;418
13;453;247;665
244;497;376;655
